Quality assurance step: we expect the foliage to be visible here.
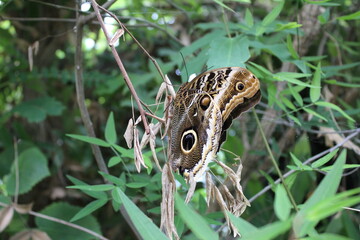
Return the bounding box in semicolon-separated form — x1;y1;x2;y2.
0;0;359;239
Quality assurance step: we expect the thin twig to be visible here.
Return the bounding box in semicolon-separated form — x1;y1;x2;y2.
74;5;109;174
91;0;150;134
0;201;108;240
252;109;299;211
249;128;360;203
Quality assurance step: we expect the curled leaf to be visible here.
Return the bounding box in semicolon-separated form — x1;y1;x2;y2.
0;205;14;232
124;118;134;149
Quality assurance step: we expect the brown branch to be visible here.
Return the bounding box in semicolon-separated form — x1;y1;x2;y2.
91;0;150;134
74;3;109;174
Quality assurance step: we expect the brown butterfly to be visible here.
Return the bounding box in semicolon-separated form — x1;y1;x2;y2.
168;67;261;180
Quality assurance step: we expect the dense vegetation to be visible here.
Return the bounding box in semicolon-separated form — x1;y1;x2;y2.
0;0;359;239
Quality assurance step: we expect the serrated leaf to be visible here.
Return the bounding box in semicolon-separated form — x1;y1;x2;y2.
70;199;108;222
66;134;110;147
310;63;322;102
175;193;218;240
113;187;168;240
35;202;102;240
315;101;355;122
67;184;114;191
105;112;117;144
5;147;50;195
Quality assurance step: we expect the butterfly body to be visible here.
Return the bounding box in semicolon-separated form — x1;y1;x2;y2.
168;67;261;180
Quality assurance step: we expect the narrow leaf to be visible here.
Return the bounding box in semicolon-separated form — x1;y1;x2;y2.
315;101;355;122
67;184;114;192
311;149;339;168
274;185;292;221
114;187;168;240
310;63;322;102
70;199;108;222
294;150;347;237
175;193;218;240
66;134;110;147
261;1;284;26
105;112;117;144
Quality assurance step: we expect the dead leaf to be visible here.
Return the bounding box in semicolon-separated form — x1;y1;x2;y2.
164;75;176;98
10;229;51;240
319;127;360;155
206;172;214;206
0;205;14;232
160;162;179;240
123;118;134;148
133;127;147;172
185;173;196;203
156;82;167;104
110;29;124;46
13;203;33;214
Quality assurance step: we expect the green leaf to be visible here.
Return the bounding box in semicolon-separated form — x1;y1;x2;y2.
229;211;292;240
5;147;50;195
245;8;254;27
207;36;250;68
286;35;299;59
274;185;292;221
13;96;65;123
126;182;149;188
310;63;322;102
66;134;110;147
288;84;303;106
212;0;234;12
280;95;296;110
315;101;355;122
301;233;351;240
70;198;108;222
113;187;168;240
288;114;302;126
108;156;122;167
303;107;328;122
293;150;347;237
305;188;360;222
67;184;114;191
105;112;117;144
175;193;218;240
337;10;360;20
98;171;125;187
261;1;284;26
227;212;258;235
66;176;107;199
277;22;302;31
35;202;102;240
311;149;339;168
